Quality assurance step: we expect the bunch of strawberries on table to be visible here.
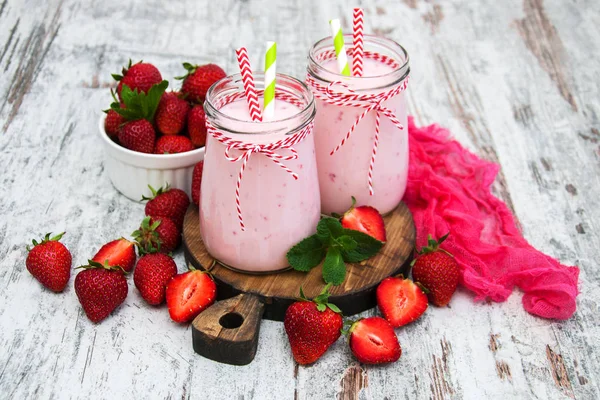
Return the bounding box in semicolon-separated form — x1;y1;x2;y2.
25;183;212;325
283;206;460;365
104;60;226;154
26;188;460;366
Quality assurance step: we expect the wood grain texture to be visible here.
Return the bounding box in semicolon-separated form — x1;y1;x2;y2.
183;203;415;321
192;293;265;365
0;0;599;399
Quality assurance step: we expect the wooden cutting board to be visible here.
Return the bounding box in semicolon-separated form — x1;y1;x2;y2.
182;203;415;365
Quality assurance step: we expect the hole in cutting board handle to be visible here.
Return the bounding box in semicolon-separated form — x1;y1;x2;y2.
219;312;244;329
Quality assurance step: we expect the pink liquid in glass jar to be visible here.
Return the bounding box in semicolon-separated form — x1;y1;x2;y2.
201;74;320;272
307;35;410;215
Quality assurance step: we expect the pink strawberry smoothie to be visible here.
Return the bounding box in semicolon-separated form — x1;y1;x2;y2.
200;98;320;272
312;57;408;215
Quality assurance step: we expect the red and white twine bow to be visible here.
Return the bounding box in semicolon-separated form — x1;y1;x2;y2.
206;118;313;231
306;59;409;196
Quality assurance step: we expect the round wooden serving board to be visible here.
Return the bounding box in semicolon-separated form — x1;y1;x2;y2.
182;203;415;365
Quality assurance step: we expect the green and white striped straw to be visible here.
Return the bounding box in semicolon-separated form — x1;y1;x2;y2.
263;41;277;120
329;18;351;76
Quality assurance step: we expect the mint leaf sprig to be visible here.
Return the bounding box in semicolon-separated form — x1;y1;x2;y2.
287;217;383;286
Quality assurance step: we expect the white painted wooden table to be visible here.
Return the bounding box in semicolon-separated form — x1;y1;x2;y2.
1;0;598;399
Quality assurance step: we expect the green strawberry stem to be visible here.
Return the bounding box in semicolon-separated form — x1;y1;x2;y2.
27;232;65;251
340;318;359;337
140;184;171;202
77;259;127;274
174;62;198;80
132;216;162;255
295;284;342;314
411;233;453;268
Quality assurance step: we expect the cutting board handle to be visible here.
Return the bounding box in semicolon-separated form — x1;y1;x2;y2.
191;293;265;365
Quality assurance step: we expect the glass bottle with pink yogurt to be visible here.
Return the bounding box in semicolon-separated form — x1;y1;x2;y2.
201;73;320;273
306;35;410;215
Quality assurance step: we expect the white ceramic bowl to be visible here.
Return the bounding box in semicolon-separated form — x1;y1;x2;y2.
98;115;205;201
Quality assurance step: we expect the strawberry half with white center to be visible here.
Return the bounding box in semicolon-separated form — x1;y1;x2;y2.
177;63;226;103
347;317;401;364
143;184;190;230
376;276;428;327
26;232;72;292
112;60;163;101
166;265;216;323
92;238;137;273
284;284;343;365
411;233;459;307
340;197;386;242
109;80;168;154
74;261;128;323
132;216;181;254
134;253;178;305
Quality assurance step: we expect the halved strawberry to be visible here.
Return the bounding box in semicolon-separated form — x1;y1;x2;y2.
166;266;216;323
340;197;386;242
348;317;401;364
376;276;428;327
92;238;137;273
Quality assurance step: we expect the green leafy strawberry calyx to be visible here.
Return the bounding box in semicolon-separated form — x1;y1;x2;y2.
340;318;360;337
77;260;127;274
132;216;163;255
411;233;453;266
110;80;168;123
140;184;171;202
298;284;342;314
111;59;137;81
175;62;198;81
27;232;65;251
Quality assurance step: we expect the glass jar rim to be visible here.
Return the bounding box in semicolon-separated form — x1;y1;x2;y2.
204;72;315;136
307;34;410;89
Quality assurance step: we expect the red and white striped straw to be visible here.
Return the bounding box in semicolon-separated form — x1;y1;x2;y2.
235;47;262;122
352;7;365;77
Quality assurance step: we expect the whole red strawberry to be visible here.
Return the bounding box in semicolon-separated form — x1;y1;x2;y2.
187;105;207;148
26;232;72;292
177;63;226;103
132;216;181;254
104;109;125;140
191;161;203;207
118;119;156;153
155;92;190;135
134;253;177;305
377;276;428;327
154;135;194;154
411;233;459;307
348;317;401;364
284;285;343;365
340;197;386;242
143;185;190;230
113;60;162;101
166;266;216;323
74;261;128;323
92;238;137;273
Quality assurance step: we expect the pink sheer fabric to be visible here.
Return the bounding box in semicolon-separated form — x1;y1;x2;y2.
403;117;579;320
